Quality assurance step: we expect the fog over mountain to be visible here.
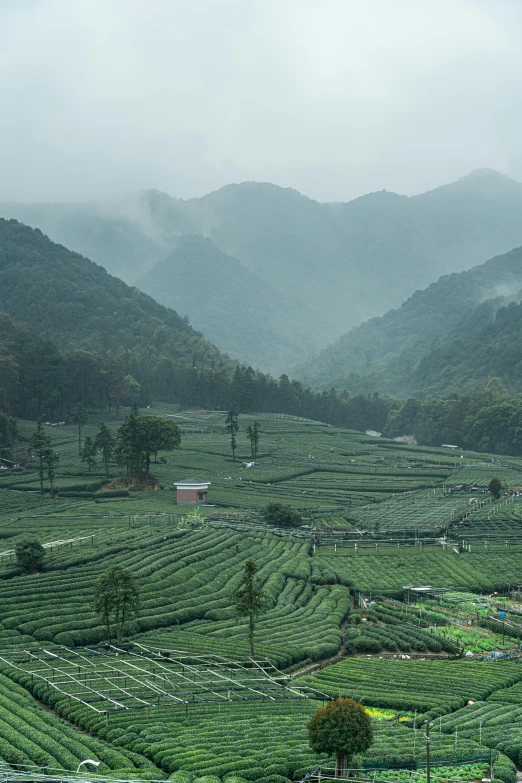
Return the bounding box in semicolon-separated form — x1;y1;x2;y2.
3;168;522;374
3;2;522;377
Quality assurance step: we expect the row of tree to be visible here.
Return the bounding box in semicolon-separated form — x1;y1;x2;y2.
384;377;522;455
0;306;397;439
224;412;261;461
28;410;181;493
7;290;522;458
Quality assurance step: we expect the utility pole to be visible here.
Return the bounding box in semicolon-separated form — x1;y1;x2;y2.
425;721;431;783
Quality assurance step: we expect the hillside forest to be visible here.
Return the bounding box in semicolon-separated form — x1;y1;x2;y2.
2;217;522;457
4;168;522;375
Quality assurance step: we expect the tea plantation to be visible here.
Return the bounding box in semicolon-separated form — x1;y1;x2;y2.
1;409;522;781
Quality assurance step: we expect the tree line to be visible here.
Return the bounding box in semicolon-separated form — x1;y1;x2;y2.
384;378;522;455
7;301;522;457
28;408;181;493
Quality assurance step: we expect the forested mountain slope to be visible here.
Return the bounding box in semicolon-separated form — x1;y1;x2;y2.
0;218;224;364
0;219;394;435
295;246;522;396
410;298;522;395
137;234;328;374
0;219;237;418
0;201;169;281
3;169;522;372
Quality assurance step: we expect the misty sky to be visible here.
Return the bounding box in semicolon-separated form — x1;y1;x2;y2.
2;0;522;203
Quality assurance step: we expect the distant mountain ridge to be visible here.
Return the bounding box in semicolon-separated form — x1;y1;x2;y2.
3;168;522;373
136;235;328;375
295;245;522;396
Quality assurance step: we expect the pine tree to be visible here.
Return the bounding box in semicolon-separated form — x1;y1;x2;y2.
252;421;261;460
232;559;265;658
95;423;115;479
94;565;140;646
43;447;59;496
80;436;97;472
28;420;51;494
225;411;239;461
73;402;88;456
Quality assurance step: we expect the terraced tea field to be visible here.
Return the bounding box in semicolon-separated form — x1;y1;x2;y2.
1;409;522;781
313;547;522;595
299;659;522;715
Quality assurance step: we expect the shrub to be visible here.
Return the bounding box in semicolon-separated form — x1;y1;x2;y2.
353;636;382;653
15;539;45;573
261;503;302;528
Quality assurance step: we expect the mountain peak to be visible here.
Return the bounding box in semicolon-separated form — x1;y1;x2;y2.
459;168;520;185
418;168;522;201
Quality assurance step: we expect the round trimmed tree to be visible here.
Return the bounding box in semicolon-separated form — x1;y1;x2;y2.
307;698;373;778
15;539;45;574
488;477;502;500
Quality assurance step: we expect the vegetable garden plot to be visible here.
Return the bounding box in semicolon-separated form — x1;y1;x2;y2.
2;645;320;713
298;659;522;715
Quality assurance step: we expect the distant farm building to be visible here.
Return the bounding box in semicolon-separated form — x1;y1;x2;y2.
174;477;211;505
0;458;18;470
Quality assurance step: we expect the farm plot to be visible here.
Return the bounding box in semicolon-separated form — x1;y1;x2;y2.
344;602;457;655
363;719;488;766
0;526;348;667
2;646;319;714
443;465;522;488
455;496;522;540
298;659;522;715
341;488;473;535
437;698;522;768
313;548;522;595
142;579;349;668
4;411;467;513
0;490;58;520
0;693;494;783
0;669;158;775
